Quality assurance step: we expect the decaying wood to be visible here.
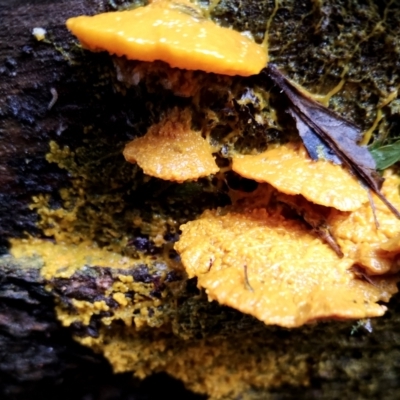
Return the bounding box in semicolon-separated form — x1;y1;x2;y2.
0;258;204;399
1;1;400;399
0;1;202;398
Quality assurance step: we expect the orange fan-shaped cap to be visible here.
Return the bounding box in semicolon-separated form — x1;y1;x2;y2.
328;169;400;275
66;0;268;76
232;142;369;211
123;109;218;182
175;207;398;327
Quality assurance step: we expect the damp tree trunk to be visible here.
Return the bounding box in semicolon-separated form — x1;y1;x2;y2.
0;1;201;398
1;1;400;399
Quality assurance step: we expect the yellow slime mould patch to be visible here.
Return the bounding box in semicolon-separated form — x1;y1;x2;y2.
10;238;173;330
328;169;400;275
9;237;134;280
123;109;218;182
232;142;369;211
66;0;268;76
63;300;110;327
55;273;167;330
77;326;310;399
175;208;398;328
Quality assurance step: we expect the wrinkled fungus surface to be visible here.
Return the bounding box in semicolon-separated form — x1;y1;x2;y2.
232;142;369;211
123;109;218;181
66;0;268;76
175;208;398;328
328;170;400;275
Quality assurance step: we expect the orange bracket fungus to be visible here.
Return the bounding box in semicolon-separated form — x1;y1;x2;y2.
123;109;218;182
175;207;399;328
66;0;268;76
174;170;400;327
232;142;369;212
64;4;400;330
327;170;400;275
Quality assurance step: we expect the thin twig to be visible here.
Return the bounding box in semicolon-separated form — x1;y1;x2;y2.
47;87;58;110
244;264;254;292
367;189;380;230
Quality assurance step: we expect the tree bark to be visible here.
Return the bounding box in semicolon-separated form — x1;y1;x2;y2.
1;1;400;399
0;1;203;398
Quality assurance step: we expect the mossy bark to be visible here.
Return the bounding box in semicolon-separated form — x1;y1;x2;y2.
1;0;400;399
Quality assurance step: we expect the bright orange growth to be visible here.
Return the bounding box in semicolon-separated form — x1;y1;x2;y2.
123;109;218;182
66;0;268;76
232;142;369;211
328;169;400;275
175;207;398;328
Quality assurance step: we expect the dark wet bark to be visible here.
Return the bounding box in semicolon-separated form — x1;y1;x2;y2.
0;1;202;398
1;1;400;400
0;260;205;399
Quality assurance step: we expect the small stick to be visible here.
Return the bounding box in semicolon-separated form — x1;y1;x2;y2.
244;264;254;292
373;189;400;220
312;227;344;258
48;87;58;110
367;189;380;230
351;265;378;287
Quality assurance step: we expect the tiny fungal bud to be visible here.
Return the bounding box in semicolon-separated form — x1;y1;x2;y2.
32;27;47;41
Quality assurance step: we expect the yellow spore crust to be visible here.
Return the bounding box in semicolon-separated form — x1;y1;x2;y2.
10;238;133;280
328;169;400;275
123;109;218;182
77;326;310;399
66;0;268;76
232;142;369;211
175;208;398;328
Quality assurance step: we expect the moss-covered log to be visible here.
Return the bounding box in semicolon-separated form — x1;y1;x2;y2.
1;0;400;399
